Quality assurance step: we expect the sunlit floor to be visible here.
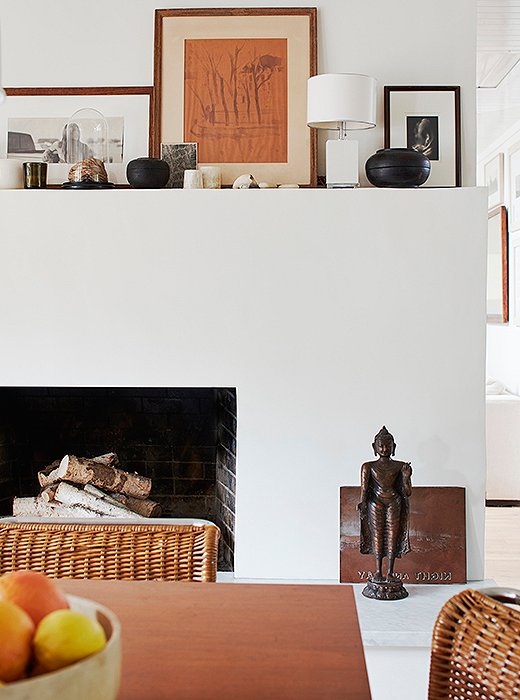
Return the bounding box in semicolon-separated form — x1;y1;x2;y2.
485;506;520;588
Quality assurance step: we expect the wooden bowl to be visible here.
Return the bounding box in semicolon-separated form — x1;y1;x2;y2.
1;595;121;700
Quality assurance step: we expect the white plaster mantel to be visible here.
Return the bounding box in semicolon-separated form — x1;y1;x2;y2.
0;188;488;580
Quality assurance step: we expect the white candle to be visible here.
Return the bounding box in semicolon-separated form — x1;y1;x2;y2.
183;169;203;189
199;166;222;189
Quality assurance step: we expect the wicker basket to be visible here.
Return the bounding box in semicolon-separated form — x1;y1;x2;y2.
0;519;220;582
428;588;520;699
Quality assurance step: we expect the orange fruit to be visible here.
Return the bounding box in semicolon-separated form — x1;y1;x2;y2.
0;570;69;626
0;600;35;682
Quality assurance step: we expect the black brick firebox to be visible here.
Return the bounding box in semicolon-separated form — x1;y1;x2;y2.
0;387;236;570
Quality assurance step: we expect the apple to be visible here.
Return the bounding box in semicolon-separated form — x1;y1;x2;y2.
0;599;34;682
0;570;69;626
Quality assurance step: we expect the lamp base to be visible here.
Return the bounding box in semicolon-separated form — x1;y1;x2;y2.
326;139;359;188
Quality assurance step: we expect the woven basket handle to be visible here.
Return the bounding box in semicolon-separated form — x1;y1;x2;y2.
479;587;520;606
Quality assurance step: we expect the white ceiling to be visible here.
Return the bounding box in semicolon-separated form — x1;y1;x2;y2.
478;0;520;151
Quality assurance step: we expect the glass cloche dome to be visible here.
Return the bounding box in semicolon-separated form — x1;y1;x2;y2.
62;108;114;188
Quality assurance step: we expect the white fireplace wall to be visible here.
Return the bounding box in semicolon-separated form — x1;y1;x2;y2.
1;0;477;186
0;188;487;580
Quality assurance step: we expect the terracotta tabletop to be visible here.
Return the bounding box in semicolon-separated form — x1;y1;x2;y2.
60;580;371;700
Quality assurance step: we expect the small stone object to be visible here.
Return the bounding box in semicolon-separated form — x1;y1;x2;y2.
232;174;259;189
277;183;300;188
258;182;277;189
68;158;108;184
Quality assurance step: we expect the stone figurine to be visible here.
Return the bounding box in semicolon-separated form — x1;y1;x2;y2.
358;426;412;600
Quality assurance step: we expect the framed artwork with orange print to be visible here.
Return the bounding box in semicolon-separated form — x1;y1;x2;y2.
153;8;317;186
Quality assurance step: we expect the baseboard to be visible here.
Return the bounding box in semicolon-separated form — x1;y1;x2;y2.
486;499;520;507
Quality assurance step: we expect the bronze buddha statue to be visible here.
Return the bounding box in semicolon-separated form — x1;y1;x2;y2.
358;426;412;599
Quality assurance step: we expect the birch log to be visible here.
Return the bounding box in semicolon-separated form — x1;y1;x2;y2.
13;496;98;518
118;494;162;518
91;453;120;468
37;460;61;488
54;482;143;519
40;486;58;503
57;455;151;499
82;485;161;518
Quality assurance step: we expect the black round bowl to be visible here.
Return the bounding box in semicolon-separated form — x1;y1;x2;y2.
126;158;170;189
365;148;430;188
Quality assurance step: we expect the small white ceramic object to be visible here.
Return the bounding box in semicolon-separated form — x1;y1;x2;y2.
258;182;277;189
198;165;222;189
2;595;121;700
232;174;258;189
0;159;24;189
278;183;300;189
183;169;203;189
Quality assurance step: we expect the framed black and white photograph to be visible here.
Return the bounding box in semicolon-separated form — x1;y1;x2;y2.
160;142;197;189
508;142;520;231
2;87;154;185
484;153;504;210
8;117;125;165
384;86;461;187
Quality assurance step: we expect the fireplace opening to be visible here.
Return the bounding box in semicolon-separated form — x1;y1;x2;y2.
0;387;236;570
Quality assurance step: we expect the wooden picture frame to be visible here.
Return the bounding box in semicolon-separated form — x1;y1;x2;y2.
487;205;509;324
484;152;504;210
3;87;154;186
153;7;318;187
384;85;461;187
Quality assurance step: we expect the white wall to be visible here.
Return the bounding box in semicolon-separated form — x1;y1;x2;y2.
0;0;477;185
478;126;520;394
0;188;488;580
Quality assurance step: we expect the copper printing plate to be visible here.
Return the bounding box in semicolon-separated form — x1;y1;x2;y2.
340;486;467;584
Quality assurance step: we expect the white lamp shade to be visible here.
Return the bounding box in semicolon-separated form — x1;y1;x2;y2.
307;73;377;130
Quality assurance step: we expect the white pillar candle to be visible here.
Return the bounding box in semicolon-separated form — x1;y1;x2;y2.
199;165;222;189
0;159;23;189
183;169;203;189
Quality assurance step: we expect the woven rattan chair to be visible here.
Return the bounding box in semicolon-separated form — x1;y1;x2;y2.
428;587;520;700
0;518;220;582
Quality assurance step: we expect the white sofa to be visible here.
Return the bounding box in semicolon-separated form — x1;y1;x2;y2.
486;380;520;502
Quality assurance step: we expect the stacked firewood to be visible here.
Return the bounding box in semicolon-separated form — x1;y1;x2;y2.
12;453;161;519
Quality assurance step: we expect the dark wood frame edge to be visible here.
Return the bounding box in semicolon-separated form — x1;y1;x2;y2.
488;204;509;323
153;7;318;187
383;85;462;187
486;500;520;507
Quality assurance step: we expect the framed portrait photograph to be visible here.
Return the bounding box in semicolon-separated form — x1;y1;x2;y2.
484;153;504;210
2;87;154;185
384;86;461;187
153;8;317;187
508;142;520;231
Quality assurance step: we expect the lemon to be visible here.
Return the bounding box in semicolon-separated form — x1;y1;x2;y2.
33;610;106;671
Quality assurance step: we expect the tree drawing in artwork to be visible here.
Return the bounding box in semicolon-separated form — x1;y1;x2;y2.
184;38;288;164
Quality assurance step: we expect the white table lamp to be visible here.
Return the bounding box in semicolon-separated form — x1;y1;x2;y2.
307;73;377;188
